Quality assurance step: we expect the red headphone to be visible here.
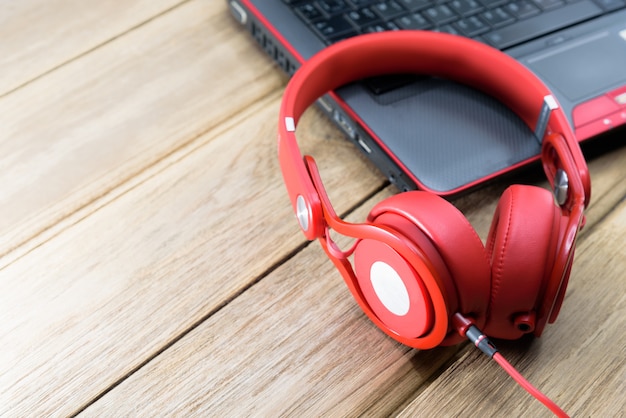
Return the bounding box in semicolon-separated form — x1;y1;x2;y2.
278;31;590;350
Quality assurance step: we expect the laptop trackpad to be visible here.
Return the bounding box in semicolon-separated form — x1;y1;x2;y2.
524;29;626;102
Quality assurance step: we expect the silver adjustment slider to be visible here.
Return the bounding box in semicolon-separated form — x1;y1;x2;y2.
553;169;569;206
296;195;309;232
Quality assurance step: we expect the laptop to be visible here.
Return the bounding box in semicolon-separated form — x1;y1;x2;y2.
227;0;626;195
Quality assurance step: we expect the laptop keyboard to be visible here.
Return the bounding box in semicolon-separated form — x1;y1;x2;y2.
285;0;625;50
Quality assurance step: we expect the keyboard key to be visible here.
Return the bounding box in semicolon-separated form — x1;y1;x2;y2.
395;12;432;28
312;15;356;37
480;7;514;27
363;21;402;31
372;1;408;19
483;0;603;48
346;7;381;26
423;4;458;24
449;0;484;15
454;15;490;35
504;0;541;17
317;0;351;15
295;2;324;22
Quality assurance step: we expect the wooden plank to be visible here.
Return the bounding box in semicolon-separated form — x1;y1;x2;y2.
0;86;384;416
0;0;185;96
80;141;626;415
0;0;285;261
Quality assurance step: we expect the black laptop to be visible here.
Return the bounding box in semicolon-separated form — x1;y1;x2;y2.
227;0;626;195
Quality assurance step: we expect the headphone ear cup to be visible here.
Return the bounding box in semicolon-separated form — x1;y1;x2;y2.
358;191;491;344
485;185;562;338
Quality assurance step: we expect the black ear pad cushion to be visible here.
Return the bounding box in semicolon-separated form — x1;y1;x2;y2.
485;185;562;339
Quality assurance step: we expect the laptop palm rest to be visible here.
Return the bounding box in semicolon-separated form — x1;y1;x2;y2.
336;78;539;193
525;29;626;103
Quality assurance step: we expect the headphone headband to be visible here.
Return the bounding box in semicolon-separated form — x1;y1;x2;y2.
278;31;590;240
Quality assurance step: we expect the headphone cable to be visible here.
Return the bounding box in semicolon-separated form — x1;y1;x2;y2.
453;313;569;417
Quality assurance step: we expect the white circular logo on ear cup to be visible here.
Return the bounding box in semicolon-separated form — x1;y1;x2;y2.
354;238;437;340
370;261;410;316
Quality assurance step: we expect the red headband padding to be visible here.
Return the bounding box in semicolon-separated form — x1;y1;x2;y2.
278;31;589;240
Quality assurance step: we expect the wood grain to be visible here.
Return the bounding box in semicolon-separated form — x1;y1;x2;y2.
0;0;285;261
0;0;185;97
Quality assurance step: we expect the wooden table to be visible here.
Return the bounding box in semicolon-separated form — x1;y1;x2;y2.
1;1;624;416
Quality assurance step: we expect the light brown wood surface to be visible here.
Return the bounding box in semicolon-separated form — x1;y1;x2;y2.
1;1;624;417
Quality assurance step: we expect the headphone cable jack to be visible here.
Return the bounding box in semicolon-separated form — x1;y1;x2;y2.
452;313;569;418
